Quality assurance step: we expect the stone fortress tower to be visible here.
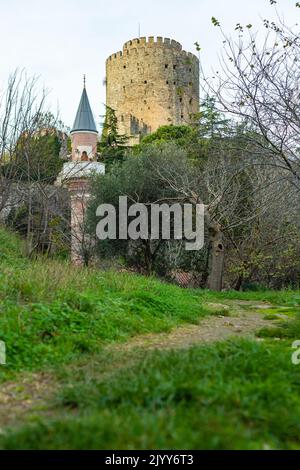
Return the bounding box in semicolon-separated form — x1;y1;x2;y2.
106;37;200;145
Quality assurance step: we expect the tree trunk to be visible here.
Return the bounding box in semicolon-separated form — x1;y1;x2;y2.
200;243;210;288
144;241;153;275
26;184;33;257
234;275;243;291
207;223;224;291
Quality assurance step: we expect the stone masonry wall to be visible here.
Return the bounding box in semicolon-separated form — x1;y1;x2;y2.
106;37;199;145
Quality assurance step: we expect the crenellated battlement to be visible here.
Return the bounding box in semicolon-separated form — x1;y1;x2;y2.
106;36;198;63
123;36;182;51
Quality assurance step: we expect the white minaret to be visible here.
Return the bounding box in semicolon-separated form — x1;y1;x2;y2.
57;79;105;265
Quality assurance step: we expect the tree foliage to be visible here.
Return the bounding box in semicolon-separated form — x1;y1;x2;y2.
98;105;130;167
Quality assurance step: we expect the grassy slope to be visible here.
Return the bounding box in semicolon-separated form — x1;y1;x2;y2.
1;226;300;449
0;228;210;380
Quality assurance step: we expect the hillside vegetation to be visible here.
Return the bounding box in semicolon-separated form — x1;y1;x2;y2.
1;227;300;449
0;227;212;380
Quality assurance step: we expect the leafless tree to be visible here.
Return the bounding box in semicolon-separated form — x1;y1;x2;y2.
203;3;300;190
0;70;72;257
226;173;300;289
0;70;45;216
147;143;287;290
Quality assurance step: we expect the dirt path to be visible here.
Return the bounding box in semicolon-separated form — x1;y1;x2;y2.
0;372;54;428
113;300;276;351
0;300;281;429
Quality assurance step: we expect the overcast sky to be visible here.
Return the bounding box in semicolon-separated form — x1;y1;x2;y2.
0;0;297;130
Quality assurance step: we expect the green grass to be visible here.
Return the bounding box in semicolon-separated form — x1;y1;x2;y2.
0;227;210;380
2;339;300;450
199;289;300;307
2;226;300;450
257;311;300;340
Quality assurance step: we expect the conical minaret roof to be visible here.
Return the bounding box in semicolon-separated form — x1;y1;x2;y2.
71;84;97;134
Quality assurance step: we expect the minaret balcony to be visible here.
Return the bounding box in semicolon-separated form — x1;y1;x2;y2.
56;161;105;186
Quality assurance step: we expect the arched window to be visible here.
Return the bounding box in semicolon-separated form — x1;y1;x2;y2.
81;151;88;161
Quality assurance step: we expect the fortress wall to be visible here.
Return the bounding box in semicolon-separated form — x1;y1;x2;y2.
105;37;199;143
